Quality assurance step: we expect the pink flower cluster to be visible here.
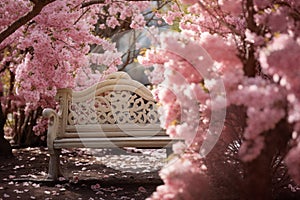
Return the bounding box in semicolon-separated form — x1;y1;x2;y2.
74;52;121;91
33;117;49;137
139;32;217;148
130;14;146;29
97;1;150;30
2;0;152;113
225;77;287;161
148;154;209;200
0;0;30;33
1;1;98;111
139;32;226;199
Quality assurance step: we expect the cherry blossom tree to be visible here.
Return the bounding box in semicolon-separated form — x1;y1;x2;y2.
0;0;166;153
139;0;300;199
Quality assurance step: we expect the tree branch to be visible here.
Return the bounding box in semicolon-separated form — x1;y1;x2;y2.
81;0;105;7
81;0;160;8
196;1;241;36
0;0;163;44
245;0;257;32
0;0;56;44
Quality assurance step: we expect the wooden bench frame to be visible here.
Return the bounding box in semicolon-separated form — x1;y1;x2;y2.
43;72;178;180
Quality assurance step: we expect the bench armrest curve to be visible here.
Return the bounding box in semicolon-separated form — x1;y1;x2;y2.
43;108;59;152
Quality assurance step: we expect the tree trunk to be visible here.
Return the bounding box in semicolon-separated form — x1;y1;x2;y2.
12;107;45;147
241;119;292;200
0;101;13;158
242;150;273;199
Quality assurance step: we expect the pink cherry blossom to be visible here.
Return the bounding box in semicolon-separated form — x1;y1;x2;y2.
138;0;300;199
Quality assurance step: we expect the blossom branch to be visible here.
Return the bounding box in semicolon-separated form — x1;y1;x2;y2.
196;1;241;36
0;0;56;44
81;0;161;8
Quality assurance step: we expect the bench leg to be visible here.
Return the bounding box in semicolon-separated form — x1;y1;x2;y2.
47;149;63;181
166;147;173;157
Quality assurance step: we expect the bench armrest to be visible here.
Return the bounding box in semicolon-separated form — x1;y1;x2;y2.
43;108;59;152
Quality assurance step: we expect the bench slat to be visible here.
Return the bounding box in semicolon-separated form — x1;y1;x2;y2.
53;136;180;148
59;130;168;138
65;124;163;132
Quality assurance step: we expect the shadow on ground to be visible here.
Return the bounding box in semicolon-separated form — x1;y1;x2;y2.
0;147;165;200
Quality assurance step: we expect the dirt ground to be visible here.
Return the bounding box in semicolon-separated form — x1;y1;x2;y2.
0;147;166;200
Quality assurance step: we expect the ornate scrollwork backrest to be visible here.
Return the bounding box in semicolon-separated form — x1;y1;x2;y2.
61;72;160;126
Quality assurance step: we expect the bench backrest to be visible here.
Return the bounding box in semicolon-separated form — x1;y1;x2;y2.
55;72;163;138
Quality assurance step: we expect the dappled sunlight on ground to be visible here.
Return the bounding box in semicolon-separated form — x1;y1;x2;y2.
0;147;165;200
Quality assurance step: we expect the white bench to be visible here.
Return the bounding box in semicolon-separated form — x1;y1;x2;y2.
43;72;178;180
